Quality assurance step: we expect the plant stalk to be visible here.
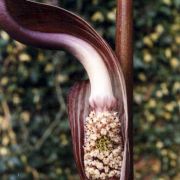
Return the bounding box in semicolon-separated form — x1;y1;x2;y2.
115;0;133;179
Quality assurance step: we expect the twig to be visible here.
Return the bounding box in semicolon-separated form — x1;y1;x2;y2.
34;82;66;150
34;112;63;150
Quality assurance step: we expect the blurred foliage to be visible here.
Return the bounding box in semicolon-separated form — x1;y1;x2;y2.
0;0;179;179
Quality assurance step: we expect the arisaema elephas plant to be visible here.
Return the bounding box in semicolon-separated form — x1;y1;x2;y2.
0;0;133;179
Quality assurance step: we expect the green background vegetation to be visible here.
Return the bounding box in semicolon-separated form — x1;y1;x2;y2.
0;0;179;179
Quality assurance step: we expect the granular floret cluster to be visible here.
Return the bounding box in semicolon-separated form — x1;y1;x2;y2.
84;111;124;180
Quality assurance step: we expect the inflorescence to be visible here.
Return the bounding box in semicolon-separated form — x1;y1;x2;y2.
84;111;124;180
